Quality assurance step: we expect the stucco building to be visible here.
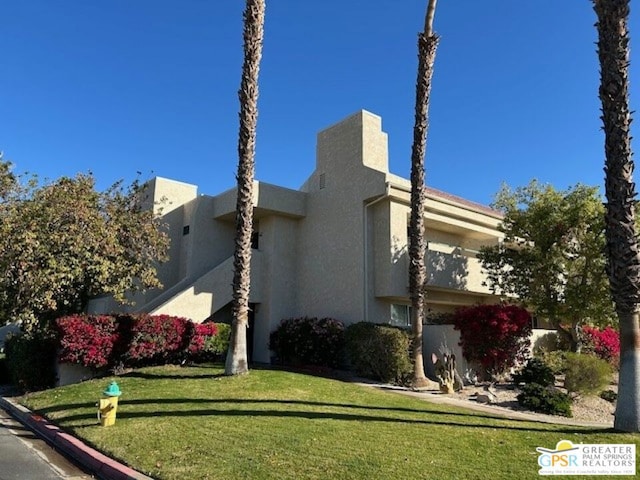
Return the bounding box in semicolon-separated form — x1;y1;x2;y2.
88;110;504;363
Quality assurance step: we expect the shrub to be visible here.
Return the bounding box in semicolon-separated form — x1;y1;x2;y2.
0;353;8;384
269;317;345;369
4;330;57;392
600;389;617;403
202;323;231;360
188;322;218;355
425;312;454;325
512;358;555;387
563;353;613;396
56;314;218;370
126;314;192;366
582;325;620;367
56;315;118;369
184;322;221;363
517;382;573;417
536;350;567;374
452;304;532;378
345;322;412;385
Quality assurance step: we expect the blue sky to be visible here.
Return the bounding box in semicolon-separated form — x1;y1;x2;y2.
1;1;638;206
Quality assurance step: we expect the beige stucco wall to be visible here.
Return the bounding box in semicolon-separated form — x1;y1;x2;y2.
149;252;264;322
181;196;235;280
142;176;198;216
296;111;389;325
87;110;508;366
423;324;470;381
147;177;197;295
373;199;409;299
295;109;503;328
252;216;300;362
213;182;307;220
369;184;502;321
423;326;558;382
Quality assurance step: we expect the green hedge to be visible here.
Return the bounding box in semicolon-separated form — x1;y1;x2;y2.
4;330;57;392
200;323;231;362
345;322;412;385
269;317;345;368
0;353;8;384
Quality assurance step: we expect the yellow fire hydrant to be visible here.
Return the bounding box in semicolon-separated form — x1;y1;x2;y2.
98;381;122;427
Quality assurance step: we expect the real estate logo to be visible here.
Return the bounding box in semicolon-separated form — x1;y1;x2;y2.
536;440;636;476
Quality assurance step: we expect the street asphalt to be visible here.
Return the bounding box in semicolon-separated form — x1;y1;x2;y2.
0;390;151;480
0;406;91;480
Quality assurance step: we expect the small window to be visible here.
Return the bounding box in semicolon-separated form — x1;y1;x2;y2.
251;220;260;249
319;173;326;190
390;304;412;328
183;225;190;235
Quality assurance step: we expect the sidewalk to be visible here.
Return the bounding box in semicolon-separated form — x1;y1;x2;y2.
0;390;153;480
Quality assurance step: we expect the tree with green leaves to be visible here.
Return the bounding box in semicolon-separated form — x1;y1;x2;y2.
593;0;640;433
478;181;615;351
0;153;17;199
0;161;169;331
225;0;266;376
408;0;439;389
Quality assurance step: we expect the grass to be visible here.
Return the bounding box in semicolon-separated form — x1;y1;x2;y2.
21;364;639;480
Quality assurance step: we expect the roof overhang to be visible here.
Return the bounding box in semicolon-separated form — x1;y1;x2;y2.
213;181;308;221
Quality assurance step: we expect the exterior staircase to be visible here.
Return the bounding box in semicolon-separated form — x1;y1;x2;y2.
136;252;263;322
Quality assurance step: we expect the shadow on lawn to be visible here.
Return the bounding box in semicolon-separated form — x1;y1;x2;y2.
64;408;611;434
37;398;611;435
32;397;515;420
122;371;227;381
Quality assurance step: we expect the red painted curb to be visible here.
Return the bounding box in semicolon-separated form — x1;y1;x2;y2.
0;396;152;480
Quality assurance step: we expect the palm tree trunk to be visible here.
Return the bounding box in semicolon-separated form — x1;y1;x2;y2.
409;0;439;388
225;0;266;376
594;0;640;432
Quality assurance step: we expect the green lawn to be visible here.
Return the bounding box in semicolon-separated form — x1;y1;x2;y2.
21;365;639;480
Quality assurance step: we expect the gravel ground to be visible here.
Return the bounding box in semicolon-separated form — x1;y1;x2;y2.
452;382;616;425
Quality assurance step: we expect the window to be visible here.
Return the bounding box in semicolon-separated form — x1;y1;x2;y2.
390;304;411;328
183;225;190;235
251;220;260;249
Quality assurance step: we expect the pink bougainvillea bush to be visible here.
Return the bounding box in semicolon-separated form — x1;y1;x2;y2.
452;304;532;378
126;314;190;365
57;314;119;369
188;322;219;354
56;314;218;370
582;325;620;368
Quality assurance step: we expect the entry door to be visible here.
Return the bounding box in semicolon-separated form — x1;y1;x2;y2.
247;303;256;363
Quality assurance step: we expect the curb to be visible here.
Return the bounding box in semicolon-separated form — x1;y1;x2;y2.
0;395;153;480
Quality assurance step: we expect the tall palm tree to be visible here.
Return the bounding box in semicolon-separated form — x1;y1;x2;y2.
225;0;266;376
409;0;439;388
593;0;640;432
